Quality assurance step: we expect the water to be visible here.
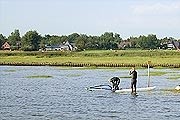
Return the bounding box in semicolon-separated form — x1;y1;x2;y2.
0;66;180;120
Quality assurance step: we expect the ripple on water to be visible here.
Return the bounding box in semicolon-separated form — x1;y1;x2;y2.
0;66;180;120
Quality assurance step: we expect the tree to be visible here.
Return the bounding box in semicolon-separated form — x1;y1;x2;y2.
114;33;122;42
137;34;160;49
48;35;61;45
114;33;122;49
127;36;138;48
43;34;67;46
67;33;79;43
60;35;68;43
85;36;100;50
75;34;87;50
21;31;41;51
7;29;21;50
0;34;6;49
99;32;121;49
147;34;160;49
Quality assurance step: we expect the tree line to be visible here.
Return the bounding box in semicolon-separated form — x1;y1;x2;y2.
0;29;179;51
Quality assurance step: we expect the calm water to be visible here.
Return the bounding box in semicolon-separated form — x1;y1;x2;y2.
0;66;180;120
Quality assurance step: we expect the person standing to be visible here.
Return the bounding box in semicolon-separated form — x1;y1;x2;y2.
129;67;137;94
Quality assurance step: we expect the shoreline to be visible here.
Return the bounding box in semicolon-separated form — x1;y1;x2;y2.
1;62;180;68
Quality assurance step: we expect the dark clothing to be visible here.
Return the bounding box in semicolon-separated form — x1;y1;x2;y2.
130;70;137;79
131;79;137;91
110;77;120;90
130;70;137;93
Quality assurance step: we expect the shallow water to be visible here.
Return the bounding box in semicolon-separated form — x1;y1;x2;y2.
0;66;180;120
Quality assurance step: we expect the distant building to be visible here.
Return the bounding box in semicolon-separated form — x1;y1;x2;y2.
167;42;175;50
118;40;131;49
44;45;61;51
165;41;180;50
172;41;180;50
44;41;77;51
1;42;11;50
62;41;73;51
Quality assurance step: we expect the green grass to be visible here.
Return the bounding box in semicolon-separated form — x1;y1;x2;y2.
141;71;167;76
26;75;52;78
66;74;82;77
0;50;180;57
120;76;131;78
0;56;179;65
150;71;167;76
167;76;180;80
4;69;16;72
160;88;180;94
0;50;180;67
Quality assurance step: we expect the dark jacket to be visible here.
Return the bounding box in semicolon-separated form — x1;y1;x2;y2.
130;70;137;79
110;77;120;85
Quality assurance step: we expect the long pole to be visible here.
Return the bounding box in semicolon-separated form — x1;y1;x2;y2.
148;63;150;87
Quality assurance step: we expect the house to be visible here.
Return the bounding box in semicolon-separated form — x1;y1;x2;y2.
44;45;62;51
1;42;11;50
44;41;76;51
167;42;175;50
165;41;180;50
62;41;73;51
172;41;180;50
118;40;132;49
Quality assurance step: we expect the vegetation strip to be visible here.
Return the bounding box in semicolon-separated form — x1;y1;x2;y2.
1;61;180;68
1;30;180;51
26;75;52;78
0;50;180;68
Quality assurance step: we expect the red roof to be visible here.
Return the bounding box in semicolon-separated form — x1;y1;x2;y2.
2;42;11;50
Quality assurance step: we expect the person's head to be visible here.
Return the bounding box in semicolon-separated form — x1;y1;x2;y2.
132;67;135;71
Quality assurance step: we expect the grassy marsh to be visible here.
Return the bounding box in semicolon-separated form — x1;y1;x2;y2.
4;69;16;72
26;75;52;78
0;50;180;67
167;76;180;80
141;71;167;76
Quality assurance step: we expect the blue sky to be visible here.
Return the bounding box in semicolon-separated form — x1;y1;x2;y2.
0;0;180;39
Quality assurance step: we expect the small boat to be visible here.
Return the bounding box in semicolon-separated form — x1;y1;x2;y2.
175;85;180;90
115;86;156;93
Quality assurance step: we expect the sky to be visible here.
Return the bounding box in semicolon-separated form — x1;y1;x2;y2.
0;0;180;39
